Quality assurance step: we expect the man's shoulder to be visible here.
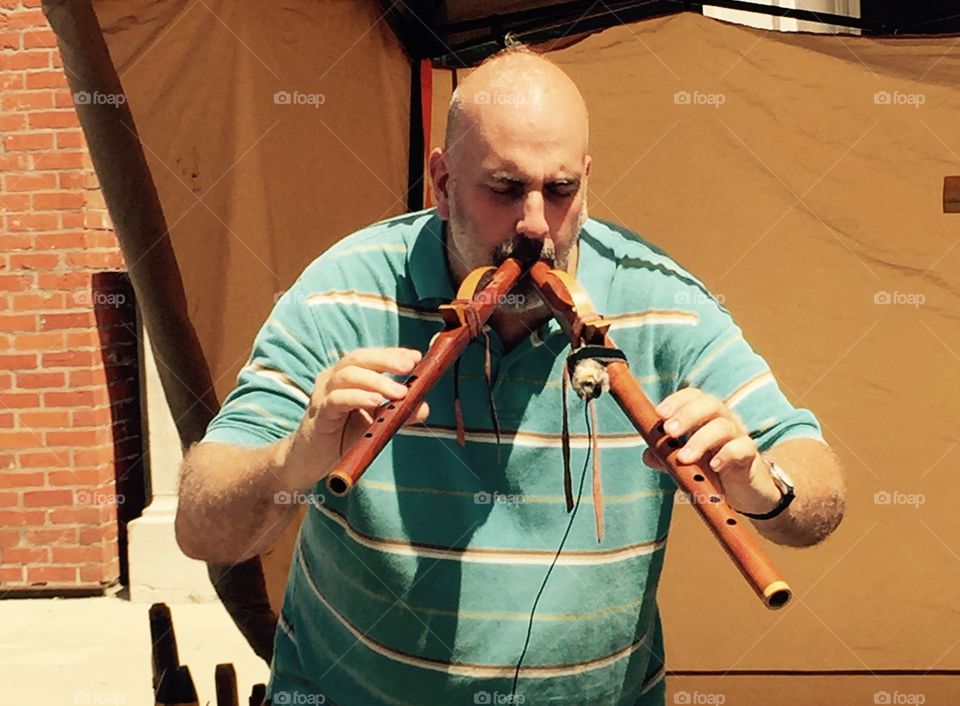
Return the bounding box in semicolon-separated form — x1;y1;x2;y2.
297;208;439;287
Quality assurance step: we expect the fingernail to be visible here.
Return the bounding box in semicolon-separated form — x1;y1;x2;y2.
393;383;408;397
665;419;680;434
710;457;722;470
656;403;671;416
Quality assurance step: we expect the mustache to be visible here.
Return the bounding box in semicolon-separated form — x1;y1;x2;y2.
493;237;556;267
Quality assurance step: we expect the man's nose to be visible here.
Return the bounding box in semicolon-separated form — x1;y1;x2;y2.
516;192;549;240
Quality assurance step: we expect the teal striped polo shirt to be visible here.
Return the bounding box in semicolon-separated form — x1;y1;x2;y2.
202;208;823;706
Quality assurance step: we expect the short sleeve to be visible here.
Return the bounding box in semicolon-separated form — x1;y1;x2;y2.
676;295;824;451
201;277;330;448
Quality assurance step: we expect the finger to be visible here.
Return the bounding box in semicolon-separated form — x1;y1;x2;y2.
662;393;737;439
338;347;422;376
654;388;704;418
675;417;739;465
331;366;411;401
642;448;668;472
403;401;430;426
709;436;758;475
313;388;389;425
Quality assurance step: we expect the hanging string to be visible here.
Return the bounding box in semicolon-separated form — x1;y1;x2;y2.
510;403;594;700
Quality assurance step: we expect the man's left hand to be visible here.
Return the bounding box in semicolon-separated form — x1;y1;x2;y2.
641;388;782;516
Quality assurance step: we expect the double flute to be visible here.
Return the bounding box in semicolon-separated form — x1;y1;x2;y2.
324;254;791;609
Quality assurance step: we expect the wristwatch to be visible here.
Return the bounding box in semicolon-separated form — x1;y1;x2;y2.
736;460;795;520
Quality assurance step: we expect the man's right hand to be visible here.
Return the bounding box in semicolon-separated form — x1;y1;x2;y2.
280;346;430;493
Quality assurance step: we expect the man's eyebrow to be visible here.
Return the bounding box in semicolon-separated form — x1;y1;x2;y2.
485;171;581;185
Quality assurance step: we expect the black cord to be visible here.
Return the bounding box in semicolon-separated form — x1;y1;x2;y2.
510;403;594;698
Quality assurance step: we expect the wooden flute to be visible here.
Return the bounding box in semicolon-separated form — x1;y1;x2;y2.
324;240;543;496
527;261;791;609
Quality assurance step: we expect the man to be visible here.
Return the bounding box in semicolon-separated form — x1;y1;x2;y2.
177;47;845;705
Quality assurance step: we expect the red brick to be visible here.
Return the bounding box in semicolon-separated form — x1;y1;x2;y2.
4;172;56;191
27;566;78;584
0;72;23;90
55;131;84;149
0;391;41;407
0;30;21;50
35;233;87;251
10;292;65;310
0;510;45;526
40;312;93;330
47;470;101;487
11;332;63;350
22;30;57;49
3;546;50;563
0;194;30;211
72;448;113;468
53;90;75;108
27;110;77;130
48;507;102;525
16;372;66;390
0;430;40;449
1;131;52;151
56;173;87;190
0;274;34;291
0;90;53;111
0;354;37;370
25;527;78;545
51;545;105;564
0;529;21;548
0;566;25;583
0;491;18;506
0;51;49;71
22;489;73;507
78;565;106;583
32;192;84;210
3;8;46;29
78;526;106;545
0;112;27;131
20;410;71;428
41;350;97;368
10;253;59;271
71;407;112;427
66;251;123;269
0;152;29;171
18;450;68;468
46;428;109;447
69;369;107;388
83;232;119;249
64;330;99;348
0;314;37;332
6;213;59;232
36;272;88;289
45;389;107;407
24;71;68;89
33;151;84;170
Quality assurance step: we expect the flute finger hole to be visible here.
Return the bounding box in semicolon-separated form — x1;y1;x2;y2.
726;518;737;525
709;495;721;503
364;432;373;438
693;474;705;482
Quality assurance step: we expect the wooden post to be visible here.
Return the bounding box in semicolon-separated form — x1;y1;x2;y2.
944;176;960;213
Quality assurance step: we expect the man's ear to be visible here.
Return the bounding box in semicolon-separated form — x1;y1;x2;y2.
429;148;451;219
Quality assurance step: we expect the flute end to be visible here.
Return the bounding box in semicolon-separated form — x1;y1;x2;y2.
764;581;792;609
326;472;351;497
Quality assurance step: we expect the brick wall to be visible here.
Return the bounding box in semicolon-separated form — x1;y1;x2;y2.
1;0;141;592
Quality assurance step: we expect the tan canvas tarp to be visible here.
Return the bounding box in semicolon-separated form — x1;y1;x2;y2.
59;0;960;682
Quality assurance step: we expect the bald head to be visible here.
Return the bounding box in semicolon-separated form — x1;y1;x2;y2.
445;48;590;165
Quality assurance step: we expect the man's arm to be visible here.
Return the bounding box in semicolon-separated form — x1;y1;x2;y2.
754;437;845;547
175;347;428;564
643;388;845;548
